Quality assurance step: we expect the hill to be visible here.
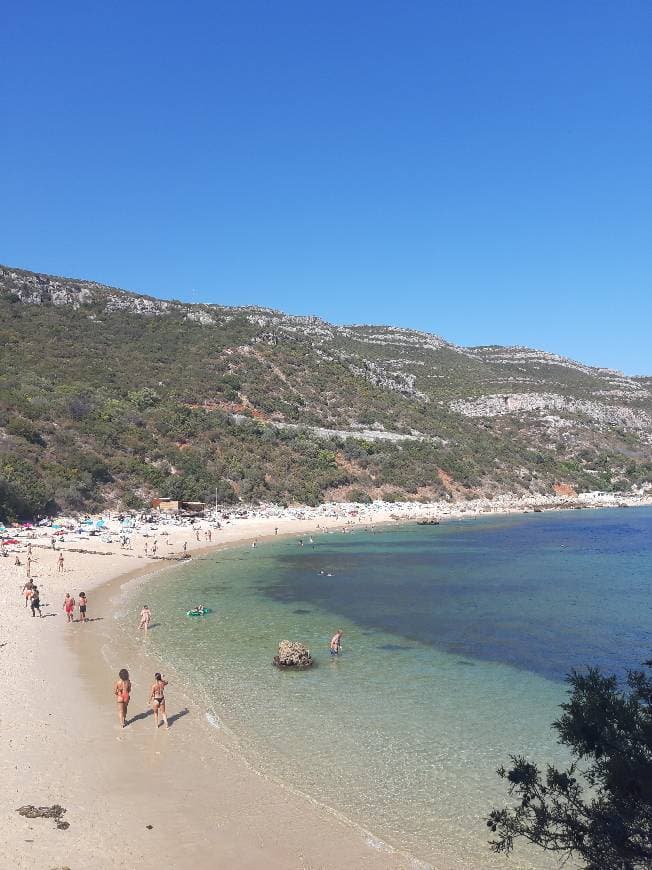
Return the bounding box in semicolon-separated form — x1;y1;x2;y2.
1;264;650;520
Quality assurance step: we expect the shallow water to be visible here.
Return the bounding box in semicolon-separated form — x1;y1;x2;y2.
126;508;652;868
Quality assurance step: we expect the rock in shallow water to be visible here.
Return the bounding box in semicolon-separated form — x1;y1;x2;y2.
273;640;314;669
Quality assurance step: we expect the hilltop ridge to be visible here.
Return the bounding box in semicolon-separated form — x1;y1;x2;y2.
0;263;650;520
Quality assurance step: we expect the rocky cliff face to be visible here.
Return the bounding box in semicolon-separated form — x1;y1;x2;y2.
0;258;652;454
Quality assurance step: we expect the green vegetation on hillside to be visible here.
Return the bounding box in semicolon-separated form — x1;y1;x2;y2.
0;267;650;521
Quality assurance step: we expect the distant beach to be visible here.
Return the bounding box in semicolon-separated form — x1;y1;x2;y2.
1;491;650;868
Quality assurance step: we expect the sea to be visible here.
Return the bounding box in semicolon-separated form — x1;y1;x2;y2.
120;507;652;869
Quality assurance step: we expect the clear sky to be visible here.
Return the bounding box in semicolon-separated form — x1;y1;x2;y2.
2;2;651;374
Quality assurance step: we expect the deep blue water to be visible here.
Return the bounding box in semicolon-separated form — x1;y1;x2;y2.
260;508;652;682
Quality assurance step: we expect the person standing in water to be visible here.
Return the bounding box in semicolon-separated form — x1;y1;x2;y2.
330;629;344;655
78;591;88;623
114;668;131;728
63;593;75;623
138;605;152;632
149;672;169;730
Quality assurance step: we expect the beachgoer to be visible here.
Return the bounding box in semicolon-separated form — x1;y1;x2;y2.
57;552;64;573
144;541;148;556
183;541;187;553
251;540;256;549
30;586;42;618
138;605;152;632
63;593;75;623
23;580;34;607
15;555;21;567
150;672;169;730
114;668;131;728
27;542;32;555
51;536;56;550
195;530;200;542
152;540;157;556
78;592;88;623
274;527;278;535
207;529;212;542
330;629;343;655
26;557;32;578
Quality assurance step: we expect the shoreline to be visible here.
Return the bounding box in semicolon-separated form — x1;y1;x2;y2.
1;494;650;868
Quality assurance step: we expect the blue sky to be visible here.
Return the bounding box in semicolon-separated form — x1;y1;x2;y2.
2;1;651;373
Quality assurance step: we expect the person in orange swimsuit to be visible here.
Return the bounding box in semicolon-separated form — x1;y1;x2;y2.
114;668;131;728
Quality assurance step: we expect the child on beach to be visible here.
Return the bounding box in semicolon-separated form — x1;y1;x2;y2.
63;593;75;622
78;592;88;623
149;672;169;730
138;605;152;632
114;668;131;728
330;629;344;655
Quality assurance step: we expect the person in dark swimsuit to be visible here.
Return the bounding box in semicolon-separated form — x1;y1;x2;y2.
78;592;87;623
30;586;42;618
149;673;169;730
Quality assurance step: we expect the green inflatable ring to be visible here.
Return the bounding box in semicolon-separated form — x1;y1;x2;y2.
186;607;212;617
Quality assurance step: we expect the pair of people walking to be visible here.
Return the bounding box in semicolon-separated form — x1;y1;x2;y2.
114;669;168;730
63;592;88;623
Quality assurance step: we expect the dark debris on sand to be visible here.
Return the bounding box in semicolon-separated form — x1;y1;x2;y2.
17;804;69;830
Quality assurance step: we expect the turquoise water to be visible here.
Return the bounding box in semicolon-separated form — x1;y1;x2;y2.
127;508;652;868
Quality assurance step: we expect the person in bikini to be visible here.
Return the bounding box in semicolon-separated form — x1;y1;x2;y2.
149;672;169;730
138;605;151;632
63;593;75;623
78;592;88;623
114;668;131;728
23;580;34;608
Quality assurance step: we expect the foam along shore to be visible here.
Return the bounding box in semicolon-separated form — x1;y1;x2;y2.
1;491;651;870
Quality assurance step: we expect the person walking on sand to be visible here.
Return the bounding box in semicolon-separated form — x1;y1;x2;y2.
114;668;131;728
152;540;157;556
57;552;64;573
26;556;32;578
330;629;344;656
78;591;88;623
30;586;43;618
138;605;151;632
150;672;169;730
144;540;148;557
22;579;34;607
63;593;75;623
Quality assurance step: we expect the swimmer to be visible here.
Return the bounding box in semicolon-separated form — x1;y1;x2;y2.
330;629;343;655
138;605;152;632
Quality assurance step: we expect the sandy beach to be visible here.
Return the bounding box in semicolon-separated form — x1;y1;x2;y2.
1;491;649;869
